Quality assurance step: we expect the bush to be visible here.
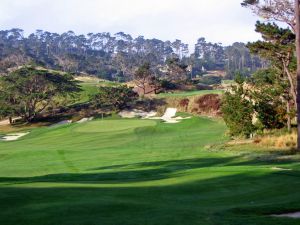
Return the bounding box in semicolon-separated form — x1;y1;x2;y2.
198;76;222;85
160;79;177;90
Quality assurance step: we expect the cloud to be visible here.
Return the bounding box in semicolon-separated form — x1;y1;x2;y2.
0;0;261;47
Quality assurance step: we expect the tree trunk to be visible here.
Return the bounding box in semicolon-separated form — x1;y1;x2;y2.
9;116;12;125
283;62;297;109
295;0;300;150
287;100;291;133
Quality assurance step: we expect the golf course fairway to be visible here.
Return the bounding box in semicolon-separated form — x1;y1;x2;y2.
0;117;300;225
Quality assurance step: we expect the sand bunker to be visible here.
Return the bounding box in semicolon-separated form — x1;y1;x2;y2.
0;132;29;141
119;109;157;119
119;108;191;123
50;120;72;127
271;167;292;171
272;212;300;218
76;117;94;123
156;108;191;123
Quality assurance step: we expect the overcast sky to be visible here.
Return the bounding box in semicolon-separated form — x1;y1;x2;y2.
0;0;262;47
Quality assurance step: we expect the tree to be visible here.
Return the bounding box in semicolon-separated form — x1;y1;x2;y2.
165;58;188;82
221;76;256;138
295;0;300;148
0;66;81;122
249;69;289;130
134;62;156;95
222;69;291;137
242;0;294;30
247;22;296;112
243;0;300;148
91;86;138;111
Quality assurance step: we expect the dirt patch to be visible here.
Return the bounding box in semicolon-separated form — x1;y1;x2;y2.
0;117;21;126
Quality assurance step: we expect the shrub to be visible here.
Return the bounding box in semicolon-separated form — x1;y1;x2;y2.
255;132;296;149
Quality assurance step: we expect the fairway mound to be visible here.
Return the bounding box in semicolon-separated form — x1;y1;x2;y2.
74;119;156;133
272;212;300;218
0;132;29;141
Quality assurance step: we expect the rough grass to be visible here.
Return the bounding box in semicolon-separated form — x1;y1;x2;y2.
254;132;297;149
0;117;300;225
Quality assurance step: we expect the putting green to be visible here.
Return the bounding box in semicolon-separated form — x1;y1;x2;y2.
0;117;300;225
73;119;156;133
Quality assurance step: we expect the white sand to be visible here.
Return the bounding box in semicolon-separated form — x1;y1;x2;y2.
272;212;300;218
1;132;29;141
76;117;94;123
50;120;72;127
161;108;177;121
151;108;191;123
119;109;157;119
119;108;191;124
271;167;292;171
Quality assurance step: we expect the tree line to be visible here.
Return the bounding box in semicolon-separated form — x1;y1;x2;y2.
0;29;264;80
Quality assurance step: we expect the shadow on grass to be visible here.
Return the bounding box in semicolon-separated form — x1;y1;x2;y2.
0;157;240;184
0;155;300;225
0;154;299;184
1;171;300;225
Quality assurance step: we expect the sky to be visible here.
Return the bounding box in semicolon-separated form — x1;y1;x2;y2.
0;0;262;47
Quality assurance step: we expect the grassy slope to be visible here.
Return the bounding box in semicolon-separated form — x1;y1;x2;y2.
0;117;300;225
76;80;120;103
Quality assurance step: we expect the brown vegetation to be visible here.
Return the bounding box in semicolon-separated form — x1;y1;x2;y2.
254;132;297;149
162;94;222;117
191;94;221;116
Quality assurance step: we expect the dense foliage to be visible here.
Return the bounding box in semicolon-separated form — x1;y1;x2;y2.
91;86;138;111
221;77;256;138
222;21;296;137
0;66;81;122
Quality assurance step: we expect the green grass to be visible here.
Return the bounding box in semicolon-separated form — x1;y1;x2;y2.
64;80;120;105
0;117;300;225
157;89;224;98
222;80;235;85
76;80;120;103
77;83;99;103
